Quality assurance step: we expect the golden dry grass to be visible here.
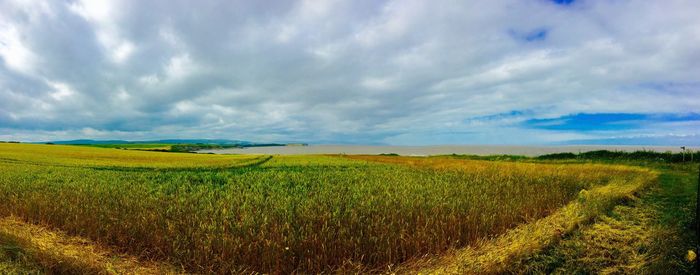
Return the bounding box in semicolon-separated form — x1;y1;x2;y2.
0;215;181;274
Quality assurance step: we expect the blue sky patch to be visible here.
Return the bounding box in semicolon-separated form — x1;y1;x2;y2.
509;28;548;42
525;29;548;41
523;113;700;132
468;110;533;122
552;0;575;5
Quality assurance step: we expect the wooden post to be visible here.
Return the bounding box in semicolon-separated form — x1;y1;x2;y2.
697;163;699;274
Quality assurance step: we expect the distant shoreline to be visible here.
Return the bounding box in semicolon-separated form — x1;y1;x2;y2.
199;144;698;156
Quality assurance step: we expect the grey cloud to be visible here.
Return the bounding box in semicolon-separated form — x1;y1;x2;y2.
0;0;699;144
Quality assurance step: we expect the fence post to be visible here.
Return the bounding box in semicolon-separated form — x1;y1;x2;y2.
697;163;699;273
682;146;686;162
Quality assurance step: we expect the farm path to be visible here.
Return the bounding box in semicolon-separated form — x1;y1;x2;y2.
510;164;698;274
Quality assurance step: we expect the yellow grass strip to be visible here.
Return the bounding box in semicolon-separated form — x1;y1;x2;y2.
397;169;657;274
0;216;182;275
0;143;260;168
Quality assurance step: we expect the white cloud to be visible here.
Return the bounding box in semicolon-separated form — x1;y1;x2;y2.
361;76;397;90
112;41;135;63
47;80;75;101
0;0;698;144
114;87;130;101
0;23;37;74
68;0;135;63
165;53;195;79
139;74;160;85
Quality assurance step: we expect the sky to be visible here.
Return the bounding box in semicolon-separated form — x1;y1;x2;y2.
0;0;699;145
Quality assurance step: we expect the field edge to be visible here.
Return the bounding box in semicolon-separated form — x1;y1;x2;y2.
394;166;657;274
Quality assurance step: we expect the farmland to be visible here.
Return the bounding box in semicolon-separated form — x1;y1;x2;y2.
0;143;674;273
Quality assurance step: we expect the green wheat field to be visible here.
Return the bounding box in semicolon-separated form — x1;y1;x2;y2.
0;143;697;274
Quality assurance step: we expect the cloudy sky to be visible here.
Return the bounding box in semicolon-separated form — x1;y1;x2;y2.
1;0;699;145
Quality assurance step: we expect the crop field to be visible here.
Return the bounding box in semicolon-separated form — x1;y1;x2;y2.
74;143;174;150
0;143;264;168
0;143;658;273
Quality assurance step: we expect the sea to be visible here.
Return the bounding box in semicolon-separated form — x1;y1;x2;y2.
198;145;696;157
